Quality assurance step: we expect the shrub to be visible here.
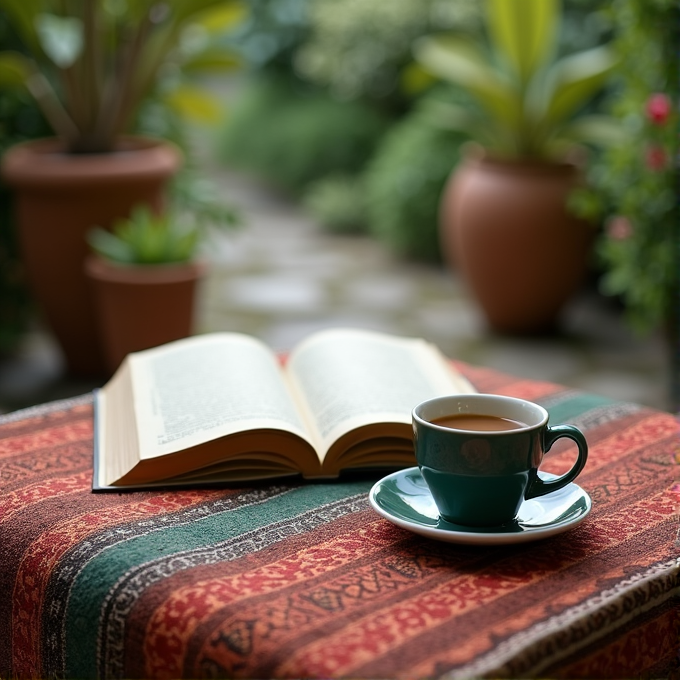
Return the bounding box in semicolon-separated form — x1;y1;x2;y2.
222;0;311;73
570;0;679;333
217;75;388;195
294;0;481;109
302;175;367;234
363;104;466;262
0;16;51;354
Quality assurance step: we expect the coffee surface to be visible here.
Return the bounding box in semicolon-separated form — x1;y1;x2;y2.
431;413;527;431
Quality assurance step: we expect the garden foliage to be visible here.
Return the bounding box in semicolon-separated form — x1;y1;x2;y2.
572;0;679;332
302;175;367;235
0;0;245;153
363;102;466;262
218;75;387;196
295;0;480;109
0;16;50;353
217;0;676;307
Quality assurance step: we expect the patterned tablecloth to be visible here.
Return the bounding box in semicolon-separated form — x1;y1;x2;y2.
0;363;678;679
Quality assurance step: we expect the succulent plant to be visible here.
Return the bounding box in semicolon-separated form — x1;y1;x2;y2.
87;205;201;265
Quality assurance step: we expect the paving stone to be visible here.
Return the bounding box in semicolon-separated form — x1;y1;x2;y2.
223;275;329;313
413;301;486;341
343;276;418;310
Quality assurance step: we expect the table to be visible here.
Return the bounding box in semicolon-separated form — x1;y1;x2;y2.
1;363;678;678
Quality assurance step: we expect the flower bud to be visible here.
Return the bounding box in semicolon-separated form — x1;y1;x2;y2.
644;145;667;170
606;216;633;241
645;93;672;125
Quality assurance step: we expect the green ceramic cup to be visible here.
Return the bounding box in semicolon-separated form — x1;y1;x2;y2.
412;394;588;527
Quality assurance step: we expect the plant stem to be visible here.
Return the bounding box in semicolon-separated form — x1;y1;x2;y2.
26;71;79;146
111;6;176;140
94;7;153;150
81;0;101;135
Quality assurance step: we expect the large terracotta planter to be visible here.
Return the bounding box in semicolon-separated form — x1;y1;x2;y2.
84;256;206;375
440;151;594;334
0;137;182;375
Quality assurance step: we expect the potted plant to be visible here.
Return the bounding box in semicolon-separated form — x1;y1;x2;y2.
84;204;214;374
0;0;242;374
414;0;622;334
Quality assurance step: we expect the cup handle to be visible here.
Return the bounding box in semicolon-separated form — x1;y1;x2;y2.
525;425;588;499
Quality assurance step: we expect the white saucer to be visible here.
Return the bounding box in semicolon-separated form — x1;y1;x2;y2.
369;467;591;545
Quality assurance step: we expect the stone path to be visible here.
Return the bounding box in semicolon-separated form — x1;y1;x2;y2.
0;139;670;414
197;163;669;411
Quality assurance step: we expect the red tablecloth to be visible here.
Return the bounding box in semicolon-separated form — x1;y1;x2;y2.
0;363;678;678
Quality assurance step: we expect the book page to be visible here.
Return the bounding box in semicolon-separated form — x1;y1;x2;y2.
95;363;140;489
130;334;315;460
285;328;474;463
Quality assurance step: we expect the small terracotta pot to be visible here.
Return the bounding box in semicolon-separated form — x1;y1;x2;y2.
84;256;206;375
439;150;594;334
1;136;182;375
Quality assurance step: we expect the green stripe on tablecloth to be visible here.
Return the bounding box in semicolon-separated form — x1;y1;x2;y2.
64;481;371;678
544;393;617;424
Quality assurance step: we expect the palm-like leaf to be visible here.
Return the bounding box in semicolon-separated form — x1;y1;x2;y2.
413;0;621;159
413;35;522;132
486;0;557;84
543;46;620;125
0;0;43;55
557;116;627;148
0;0;245;152
0;52;31;85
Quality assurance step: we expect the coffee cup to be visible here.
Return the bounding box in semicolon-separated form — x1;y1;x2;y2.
412;394;588;527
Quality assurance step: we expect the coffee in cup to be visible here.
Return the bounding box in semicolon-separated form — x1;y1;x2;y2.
412;394;588;527
431;413;527;431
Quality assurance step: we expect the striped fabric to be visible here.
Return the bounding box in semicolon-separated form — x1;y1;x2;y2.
0;364;678;678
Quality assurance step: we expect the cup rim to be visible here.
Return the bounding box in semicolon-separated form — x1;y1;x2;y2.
412;393;549;434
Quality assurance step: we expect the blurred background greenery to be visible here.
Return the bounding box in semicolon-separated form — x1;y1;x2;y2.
0;0;677;361
215;0;677;335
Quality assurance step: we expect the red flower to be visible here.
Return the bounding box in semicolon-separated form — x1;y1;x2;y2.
606;216;633;241
645;93;672;125
645;145;667;170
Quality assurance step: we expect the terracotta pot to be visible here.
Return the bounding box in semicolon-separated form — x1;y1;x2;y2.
440;151;594;334
84;256;206;375
0;137;182;375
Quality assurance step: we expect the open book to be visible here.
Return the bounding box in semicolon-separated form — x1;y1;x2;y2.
92;328;474;490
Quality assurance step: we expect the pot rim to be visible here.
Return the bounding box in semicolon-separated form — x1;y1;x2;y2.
84;254;206;285
460;142;585;175
1;136;182;186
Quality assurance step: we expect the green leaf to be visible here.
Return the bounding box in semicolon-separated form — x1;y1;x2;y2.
89;206;202;265
167;0;242;24
543;45;619;125
559;115;626;148
194;1;248;33
34;13;84;69
413;35;521;129
163;86;223;122
418;98;502;149
0;51;31;87
87;227;135;264
486;0;558;83
180;50;242;73
0;0;42;54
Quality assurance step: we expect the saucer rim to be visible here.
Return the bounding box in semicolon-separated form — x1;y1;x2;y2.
368;467;592;545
